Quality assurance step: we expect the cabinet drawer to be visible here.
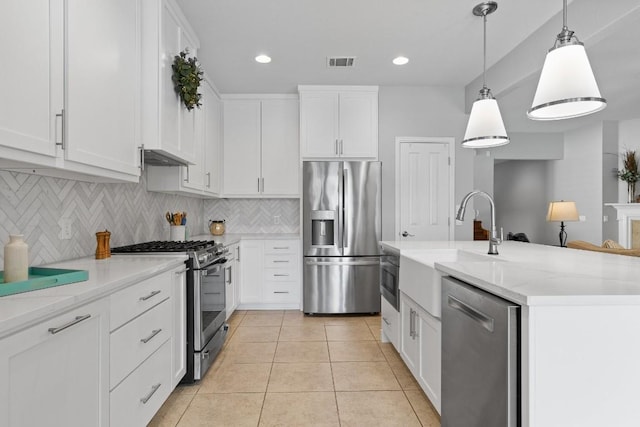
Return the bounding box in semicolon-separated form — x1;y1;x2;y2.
263;269;298;282
110;271;171;331
110;299;172;388
381;297;399;348
110;340;172;427
264;240;299;254
263;282;298;303
264;254;297;268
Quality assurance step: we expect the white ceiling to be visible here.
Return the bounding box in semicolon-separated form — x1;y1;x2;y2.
176;0;640;133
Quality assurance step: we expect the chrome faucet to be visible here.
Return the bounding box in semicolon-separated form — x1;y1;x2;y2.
456;190;502;255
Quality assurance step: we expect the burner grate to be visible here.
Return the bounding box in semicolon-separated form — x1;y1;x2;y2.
111;240;216;253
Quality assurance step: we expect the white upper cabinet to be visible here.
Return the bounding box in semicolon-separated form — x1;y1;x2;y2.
299;86;378;160
0;0;141;182
222;96;299;197
141;0;199;165
203;80;222;196
64;0;141;178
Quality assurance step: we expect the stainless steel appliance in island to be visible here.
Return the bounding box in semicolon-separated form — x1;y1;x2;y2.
303;161;382;314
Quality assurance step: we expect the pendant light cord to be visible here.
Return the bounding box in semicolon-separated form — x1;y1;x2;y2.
562;0;567;30
483;13;487;89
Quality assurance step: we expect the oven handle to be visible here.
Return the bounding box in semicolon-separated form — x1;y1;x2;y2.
199;263;223;276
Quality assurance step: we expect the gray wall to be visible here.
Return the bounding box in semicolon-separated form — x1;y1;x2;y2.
378;86;473;241
494;160;550;244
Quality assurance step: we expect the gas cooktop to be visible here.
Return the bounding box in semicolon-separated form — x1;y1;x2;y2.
111;240;217;253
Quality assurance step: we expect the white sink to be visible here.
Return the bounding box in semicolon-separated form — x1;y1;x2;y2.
399;249;498;318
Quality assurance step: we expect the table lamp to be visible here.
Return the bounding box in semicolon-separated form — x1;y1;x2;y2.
546;200;579;247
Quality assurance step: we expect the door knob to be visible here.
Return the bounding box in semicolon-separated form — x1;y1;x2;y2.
402;231;415;237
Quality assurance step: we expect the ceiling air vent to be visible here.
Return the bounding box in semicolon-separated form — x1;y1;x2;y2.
327;57;356;68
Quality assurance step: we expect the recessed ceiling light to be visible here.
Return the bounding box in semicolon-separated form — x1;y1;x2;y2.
255;54;271;64
392;56;409;65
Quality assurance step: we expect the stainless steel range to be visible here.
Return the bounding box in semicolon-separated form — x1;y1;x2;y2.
111;240;229;383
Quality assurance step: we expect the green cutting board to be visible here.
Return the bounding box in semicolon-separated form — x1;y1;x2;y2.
0;267;89;297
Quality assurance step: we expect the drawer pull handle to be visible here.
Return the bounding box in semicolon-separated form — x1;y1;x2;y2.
174;268;189;275
273;260;289;263
140;383;161;404
274;274;289;277
204;292;222;295
139;290;161;301
274;291;290;294
140;329;162;344
48;314;91;335
272;247;289;250
382;317;391;326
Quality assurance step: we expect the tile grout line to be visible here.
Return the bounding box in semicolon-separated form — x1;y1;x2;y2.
256;321;281;426
326;324;343;427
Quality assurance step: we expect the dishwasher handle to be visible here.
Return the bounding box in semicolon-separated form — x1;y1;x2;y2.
447;295;495;332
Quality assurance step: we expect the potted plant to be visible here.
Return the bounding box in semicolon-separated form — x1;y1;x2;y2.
618;149;640;203
172;49;203;111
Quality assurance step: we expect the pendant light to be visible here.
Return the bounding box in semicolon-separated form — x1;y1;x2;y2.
527;0;606;120
462;2;509;149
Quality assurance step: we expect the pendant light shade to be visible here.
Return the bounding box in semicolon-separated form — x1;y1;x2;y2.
462;2;509;149
527;1;606;120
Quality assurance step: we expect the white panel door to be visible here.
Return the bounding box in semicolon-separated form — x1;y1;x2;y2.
177;30;198;165
181;92;204;191
223;100;261;195
300;92;339;158
261;99;300;195
399;142;450;240
172;266;187;388
339;91;378;158
239;240;264;304
65;0;140;176
418;310;442;413
0;0;61;158
159;2;181;158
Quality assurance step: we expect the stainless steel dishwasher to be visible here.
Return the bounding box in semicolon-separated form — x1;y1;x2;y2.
441;276;520;427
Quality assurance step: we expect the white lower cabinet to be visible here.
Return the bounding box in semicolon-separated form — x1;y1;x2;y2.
225;243;239;319
381;297;399;346
0;298;110;427
399;292;441;413
239;239;300;309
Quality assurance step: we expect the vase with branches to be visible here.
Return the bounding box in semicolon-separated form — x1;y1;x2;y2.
618;149;640;203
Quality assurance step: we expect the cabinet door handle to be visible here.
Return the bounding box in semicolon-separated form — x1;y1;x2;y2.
335;139;338;155
274;274;290;277
184;165;190;182
258;178;260;192
272;246;289;250
273;260;289;263
382;317;391;326
340;139;343;155
206;172;211;188
237;246;240;262
274;291;290;294
48;314;91;335
140;328;162;344
140;383;162;404
139;290;161;301
138;144;145;171
55;109;65;148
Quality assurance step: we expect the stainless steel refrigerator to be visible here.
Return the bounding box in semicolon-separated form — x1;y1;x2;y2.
303;161;382;314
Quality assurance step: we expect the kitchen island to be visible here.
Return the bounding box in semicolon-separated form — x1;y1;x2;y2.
380;240;640;427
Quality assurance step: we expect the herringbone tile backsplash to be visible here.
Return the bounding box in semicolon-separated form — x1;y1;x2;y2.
0;170;301;269
0;171;204;269
204;199;299;234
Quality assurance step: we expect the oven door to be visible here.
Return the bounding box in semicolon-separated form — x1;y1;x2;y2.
380;256;399;311
194;262;227;350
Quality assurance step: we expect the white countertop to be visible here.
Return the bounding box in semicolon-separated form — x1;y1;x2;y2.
0;255;186;338
190;233;300;246
380;240;640;306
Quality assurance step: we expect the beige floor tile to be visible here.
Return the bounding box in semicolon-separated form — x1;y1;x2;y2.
322;316;369;325
282;314;327;325
173;382;201;396
379;342;405;368
325;324;375;341
332;361;401;391
224;341;277;363
198;362;272;393
246;309;284;315
148;391;195;427
229;326;280;343
177;393;264;427
268;362;334;392
405;389;441;427
240;313;284;326
390;362;420;390
259;392;339;427
336;391;421;426
368;323;382;341
364;315;382;327
328;341;386;362
278;325;326;341
274;341;330;363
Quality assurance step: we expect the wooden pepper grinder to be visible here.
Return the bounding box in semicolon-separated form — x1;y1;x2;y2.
96;230;111;259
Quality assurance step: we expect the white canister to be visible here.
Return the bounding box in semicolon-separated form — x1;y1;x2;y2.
170;225;186;241
4;234;29;283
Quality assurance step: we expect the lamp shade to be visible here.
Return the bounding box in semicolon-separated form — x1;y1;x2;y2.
528;44;606;120
462;98;510;148
546;200;579;222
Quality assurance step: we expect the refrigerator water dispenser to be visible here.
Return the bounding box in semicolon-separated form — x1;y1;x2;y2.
310;210;336;247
